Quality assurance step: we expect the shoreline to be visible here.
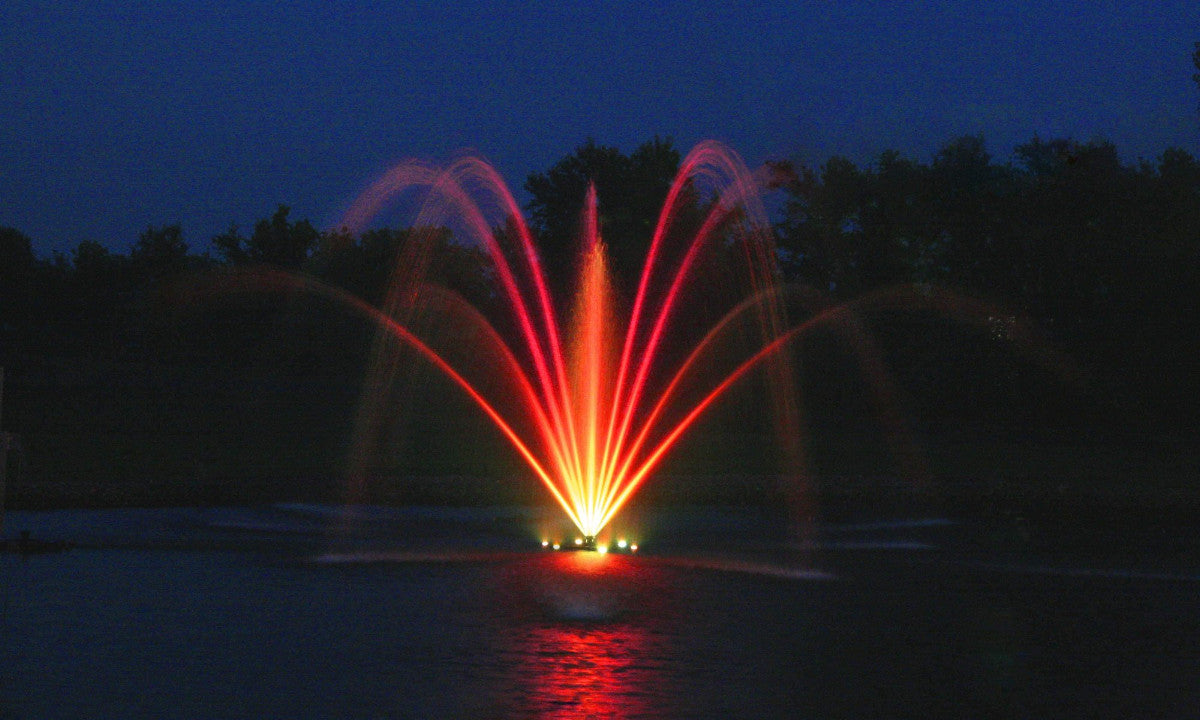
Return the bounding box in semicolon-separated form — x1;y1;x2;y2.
7;470;1199;527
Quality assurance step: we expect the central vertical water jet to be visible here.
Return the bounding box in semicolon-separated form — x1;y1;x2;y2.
566;186;617;535
336;142;805;541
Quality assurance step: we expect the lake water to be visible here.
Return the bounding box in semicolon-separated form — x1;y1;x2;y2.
2;504;1198;718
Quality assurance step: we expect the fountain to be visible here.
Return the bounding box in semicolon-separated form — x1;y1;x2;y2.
223;142;1053;549
332;141;805;541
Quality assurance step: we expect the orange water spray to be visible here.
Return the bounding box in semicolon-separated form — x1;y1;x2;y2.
339;142;799;538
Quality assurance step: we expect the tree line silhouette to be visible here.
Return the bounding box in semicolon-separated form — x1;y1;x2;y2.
2;133;1197;459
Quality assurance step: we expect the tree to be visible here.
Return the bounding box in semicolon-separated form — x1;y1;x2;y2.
132;224;189;280
1193;41;1200;100
0;226;36;335
860;148;931;288
212;223;250;265
72;240;132;307
213;205;318;268
774;154;871;295
1011;137;1131;322
927;135;1010;294
524;137;681;293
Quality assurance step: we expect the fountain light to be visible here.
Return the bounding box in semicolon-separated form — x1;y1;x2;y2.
339;142;796;540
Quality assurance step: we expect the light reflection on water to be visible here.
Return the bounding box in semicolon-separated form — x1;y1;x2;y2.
491;551;678;718
514;623;656;719
2;506;1199;719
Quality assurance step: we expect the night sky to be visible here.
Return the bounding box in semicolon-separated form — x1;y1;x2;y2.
3;0;1198;256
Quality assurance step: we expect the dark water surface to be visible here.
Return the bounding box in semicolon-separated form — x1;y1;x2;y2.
2;505;1198;718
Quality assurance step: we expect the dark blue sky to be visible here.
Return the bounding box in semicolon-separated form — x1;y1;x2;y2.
3;1;1198;256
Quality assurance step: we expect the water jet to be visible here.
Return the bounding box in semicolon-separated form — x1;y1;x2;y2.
331;142;804;539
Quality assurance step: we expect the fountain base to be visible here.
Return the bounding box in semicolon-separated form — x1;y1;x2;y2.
541;536;639;553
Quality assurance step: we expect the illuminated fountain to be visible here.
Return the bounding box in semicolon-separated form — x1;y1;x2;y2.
335;142;803;543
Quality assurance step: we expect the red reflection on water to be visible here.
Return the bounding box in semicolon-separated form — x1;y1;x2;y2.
497;552;672;718
518;622;653;719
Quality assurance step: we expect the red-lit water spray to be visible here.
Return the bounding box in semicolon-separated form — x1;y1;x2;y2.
339;142;800;538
